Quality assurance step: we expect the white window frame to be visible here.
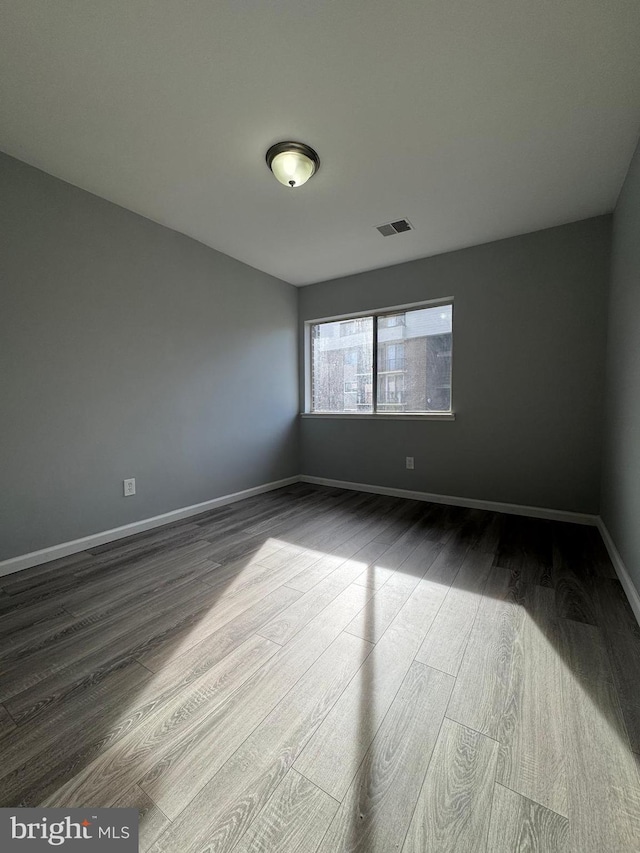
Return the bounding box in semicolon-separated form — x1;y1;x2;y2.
302;297;455;420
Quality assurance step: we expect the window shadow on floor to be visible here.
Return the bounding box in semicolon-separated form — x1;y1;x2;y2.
0;484;638;851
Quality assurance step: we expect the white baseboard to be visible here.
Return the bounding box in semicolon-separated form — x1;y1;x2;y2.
597;519;640;627
0;473;611;584
299;475;598;526
0;476;300;579
305;476;640;627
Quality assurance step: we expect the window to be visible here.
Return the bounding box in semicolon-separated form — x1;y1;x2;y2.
311;317;373;413
339;319;361;337
378;313;405;329
380;343;405;372
309;302;452;414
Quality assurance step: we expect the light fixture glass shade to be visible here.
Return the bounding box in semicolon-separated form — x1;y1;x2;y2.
266;142;320;188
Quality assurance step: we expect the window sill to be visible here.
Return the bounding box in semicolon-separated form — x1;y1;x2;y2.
300;412;455;421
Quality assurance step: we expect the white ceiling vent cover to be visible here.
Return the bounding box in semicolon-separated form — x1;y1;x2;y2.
376;219;413;236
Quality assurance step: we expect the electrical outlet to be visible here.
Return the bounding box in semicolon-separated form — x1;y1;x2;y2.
406;457;414;470
123;478;136;496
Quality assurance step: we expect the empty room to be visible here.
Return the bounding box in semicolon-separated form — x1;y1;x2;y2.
1;2;640;852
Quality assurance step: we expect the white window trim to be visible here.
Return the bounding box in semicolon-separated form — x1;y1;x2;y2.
300;412;456;421
303;296;455;418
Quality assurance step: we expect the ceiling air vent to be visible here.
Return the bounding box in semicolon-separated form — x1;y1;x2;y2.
376;218;413;236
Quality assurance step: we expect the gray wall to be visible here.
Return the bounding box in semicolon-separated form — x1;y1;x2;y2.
0;152;299;561
601;139;640;591
299;217;611;514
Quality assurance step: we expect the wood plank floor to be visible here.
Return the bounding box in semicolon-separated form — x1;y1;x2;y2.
1;483;639;852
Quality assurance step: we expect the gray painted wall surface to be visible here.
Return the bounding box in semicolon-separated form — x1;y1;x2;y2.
299;217;611;514
601;139;640;592
0;153;298;561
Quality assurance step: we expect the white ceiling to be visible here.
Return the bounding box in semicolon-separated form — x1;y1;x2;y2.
1;2;640;286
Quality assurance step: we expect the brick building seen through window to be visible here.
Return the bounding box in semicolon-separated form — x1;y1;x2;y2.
310;304;452;414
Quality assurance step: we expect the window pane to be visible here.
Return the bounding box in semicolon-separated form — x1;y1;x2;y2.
378;313;405;329
312;317;373;412
377;305;452;412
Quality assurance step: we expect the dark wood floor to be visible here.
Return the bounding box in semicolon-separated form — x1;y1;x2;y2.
1;484;639;852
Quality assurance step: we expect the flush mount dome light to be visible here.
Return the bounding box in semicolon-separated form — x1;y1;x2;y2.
266;141;320;188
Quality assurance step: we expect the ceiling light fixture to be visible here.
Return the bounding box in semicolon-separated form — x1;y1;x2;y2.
266;141;320;188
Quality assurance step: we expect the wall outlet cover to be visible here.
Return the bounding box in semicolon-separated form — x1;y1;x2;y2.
406;457;414;470
124;478;136;496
